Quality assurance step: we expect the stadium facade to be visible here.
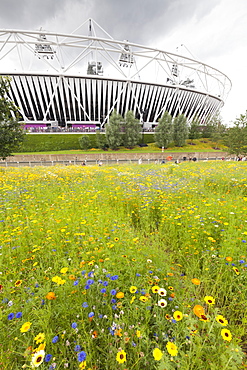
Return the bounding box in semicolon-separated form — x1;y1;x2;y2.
0;19;231;130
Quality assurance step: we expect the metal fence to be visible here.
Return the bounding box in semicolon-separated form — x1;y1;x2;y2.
0;157;236;167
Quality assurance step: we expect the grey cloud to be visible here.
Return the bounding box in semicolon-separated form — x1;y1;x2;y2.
0;0;219;46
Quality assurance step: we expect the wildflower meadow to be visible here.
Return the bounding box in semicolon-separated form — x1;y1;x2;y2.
1;161;247;369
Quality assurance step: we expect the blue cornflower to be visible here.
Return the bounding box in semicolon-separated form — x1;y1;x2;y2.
73;280;79;286
82;302;88;308
112;305;117;310
132;341;137;347
100;288;106;293
98;279;103;284
136;273;141;277
87;279;94;285
102;281;108;286
85;284;90;290
88;271;94;277
77;351;87;362
242;240;246;243
74;345;81;352
110;289;116;295
7;313;15;320
88;312;94;318
71;322;77;329
171;319;177;323
81;270;86;275
111;298;116;304
110;275;119;280
52;335;59;343
239;260;245;264
45;354;52;362
15;312;22;318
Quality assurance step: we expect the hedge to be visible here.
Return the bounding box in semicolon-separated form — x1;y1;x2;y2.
16;133;155;153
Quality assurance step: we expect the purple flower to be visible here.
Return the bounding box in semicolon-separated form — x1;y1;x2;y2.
86;279;94;285
7;313;15;320
77;351;87;362
100;288;106;293
82;302;88;308
52;335;59;343
45;354;52;362
88;271;94;277
15;312;22;318
102;281;108;286
74;345;81;352
73;280;79;286
71;322;77;329
110;289;116;295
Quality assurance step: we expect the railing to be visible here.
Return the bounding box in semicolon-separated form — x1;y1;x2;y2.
0;157;236;167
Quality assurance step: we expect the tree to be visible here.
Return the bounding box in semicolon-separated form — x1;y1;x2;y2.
0;76;25;160
173;114;188;147
122;110;141;148
189;116;201;143
210;115;227;148
96;130;108;150
154;111;173;148
105;110;123;150
78;135;92;150
224;111;247;156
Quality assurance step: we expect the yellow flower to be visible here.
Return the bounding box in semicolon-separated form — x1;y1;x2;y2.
232;267;240;275
221;328;232;342
79;361;87;369
60;267;68;274
129;286;137;293
151;285;160;293
130;296;136;304
139;296;148;303
15;280;22;287
166;341;178;356
20;322;32;333
136;330;141;338
216;315;228;326
116;349;127;364
204;296;215;305
34;333;45;344
153;348;163;361
173;311;183;321
30;349;45;368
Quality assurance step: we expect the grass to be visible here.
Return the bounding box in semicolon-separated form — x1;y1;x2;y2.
13;139;227;156
1;162;246;369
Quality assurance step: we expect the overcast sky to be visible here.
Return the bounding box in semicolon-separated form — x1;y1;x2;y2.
0;0;246;125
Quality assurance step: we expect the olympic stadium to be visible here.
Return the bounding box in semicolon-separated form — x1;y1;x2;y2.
0;19;231;130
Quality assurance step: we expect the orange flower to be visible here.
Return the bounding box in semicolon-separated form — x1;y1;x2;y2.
226;256;232;262
193;305;205;318
45;292;56;300
191;278;201;285
92;330;98;338
116;292;124;299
